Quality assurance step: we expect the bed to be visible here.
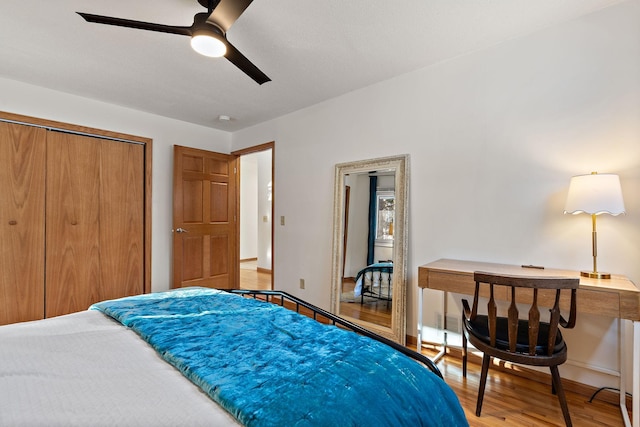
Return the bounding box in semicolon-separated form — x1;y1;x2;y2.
353;262;394;303
0;287;468;426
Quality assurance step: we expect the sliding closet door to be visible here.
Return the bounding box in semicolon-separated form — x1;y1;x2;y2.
99;138;145;299
0;122;46;325
45;132;145;317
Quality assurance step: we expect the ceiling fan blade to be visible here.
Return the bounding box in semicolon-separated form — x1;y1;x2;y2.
77;12;192;37
207;0;254;32
78;6;269;85
224;40;270;85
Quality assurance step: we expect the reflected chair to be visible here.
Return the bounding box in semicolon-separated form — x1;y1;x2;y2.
462;271;579;427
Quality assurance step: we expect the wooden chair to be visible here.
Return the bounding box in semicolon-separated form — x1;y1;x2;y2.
462;271;579;426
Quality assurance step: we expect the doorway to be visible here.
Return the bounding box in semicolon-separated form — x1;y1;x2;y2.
233;142;274;290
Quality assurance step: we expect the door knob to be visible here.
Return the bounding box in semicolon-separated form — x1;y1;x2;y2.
175;227;189;233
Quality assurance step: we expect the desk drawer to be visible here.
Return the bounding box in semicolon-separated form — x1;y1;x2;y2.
426;271;620;318
425;271;509;300
419;260;636;320
577;289;619;318
511;288;619;318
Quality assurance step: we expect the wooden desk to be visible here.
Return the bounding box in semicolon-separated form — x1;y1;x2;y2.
417;259;640;427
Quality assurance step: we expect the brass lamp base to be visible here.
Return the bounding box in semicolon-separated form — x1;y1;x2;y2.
580;271;611;279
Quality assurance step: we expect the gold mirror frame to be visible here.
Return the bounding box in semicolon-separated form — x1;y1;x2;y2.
330;154;409;344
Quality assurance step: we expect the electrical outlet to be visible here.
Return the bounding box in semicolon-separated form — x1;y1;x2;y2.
299;278;305;289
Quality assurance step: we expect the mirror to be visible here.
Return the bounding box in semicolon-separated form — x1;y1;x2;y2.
330;154;409;344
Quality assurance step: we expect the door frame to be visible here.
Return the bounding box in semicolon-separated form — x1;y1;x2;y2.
232;141;275;289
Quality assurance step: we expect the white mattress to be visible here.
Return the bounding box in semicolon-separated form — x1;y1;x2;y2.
0;310;241;427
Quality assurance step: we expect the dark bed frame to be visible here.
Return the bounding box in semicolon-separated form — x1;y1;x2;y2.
356;264;393;304
226;289;442;379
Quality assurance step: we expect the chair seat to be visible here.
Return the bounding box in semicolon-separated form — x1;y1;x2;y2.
464;315;565;356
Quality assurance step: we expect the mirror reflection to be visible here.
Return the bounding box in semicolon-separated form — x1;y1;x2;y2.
340;172;395;328
331;155;409;344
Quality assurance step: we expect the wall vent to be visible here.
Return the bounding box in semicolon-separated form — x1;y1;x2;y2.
435;314;461;334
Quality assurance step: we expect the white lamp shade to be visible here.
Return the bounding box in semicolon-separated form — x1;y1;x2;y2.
564;173;626;216
191;34;227;58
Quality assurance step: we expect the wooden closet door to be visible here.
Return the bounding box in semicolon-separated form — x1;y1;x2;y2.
99;138;145;300
45;132;144;317
0;122;46;325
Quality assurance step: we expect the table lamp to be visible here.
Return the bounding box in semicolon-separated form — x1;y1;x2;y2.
564;172;625;279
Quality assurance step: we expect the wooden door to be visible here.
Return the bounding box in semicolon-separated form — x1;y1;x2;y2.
172;145;238;289
45;132;145;317
0;122;46;325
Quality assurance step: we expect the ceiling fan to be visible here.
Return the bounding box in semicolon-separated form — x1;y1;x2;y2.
77;0;270;85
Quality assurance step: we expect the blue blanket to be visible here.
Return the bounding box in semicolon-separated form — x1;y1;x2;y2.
91;288;467;427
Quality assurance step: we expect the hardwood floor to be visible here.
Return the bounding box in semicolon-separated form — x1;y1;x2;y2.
339;278;392;327
239;260;272;290
238;267;626;426
419;347;626;426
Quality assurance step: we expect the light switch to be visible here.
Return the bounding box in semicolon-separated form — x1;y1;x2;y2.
280;216;285;226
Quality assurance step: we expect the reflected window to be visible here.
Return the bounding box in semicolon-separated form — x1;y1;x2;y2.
375;191;394;244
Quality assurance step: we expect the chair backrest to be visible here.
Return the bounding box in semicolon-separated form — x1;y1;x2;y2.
471;271;579;357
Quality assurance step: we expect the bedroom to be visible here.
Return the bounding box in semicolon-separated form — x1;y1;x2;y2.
1;0;639;425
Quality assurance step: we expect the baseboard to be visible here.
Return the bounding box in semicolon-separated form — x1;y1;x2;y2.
239;258;271;274
407;335;632;409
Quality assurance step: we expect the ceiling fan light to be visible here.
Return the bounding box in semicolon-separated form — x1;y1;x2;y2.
191;34;226;58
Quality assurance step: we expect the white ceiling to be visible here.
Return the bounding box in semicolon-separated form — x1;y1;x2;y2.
0;0;626;132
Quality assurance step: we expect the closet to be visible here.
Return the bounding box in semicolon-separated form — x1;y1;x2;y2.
0;113;152;325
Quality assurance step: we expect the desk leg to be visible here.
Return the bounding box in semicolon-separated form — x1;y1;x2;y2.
621;318;631;427
417;287;448;363
418;287;423;351
620;319;639;427
634;320;639;427
433;290;448;363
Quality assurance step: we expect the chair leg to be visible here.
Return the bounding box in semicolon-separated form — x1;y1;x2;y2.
462;331;467;378
550;366;572;427
476;354;491;417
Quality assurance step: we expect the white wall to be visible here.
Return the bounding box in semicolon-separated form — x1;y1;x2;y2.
0;77;232;292
232;0;640;390
344;173;370;277
240;155;259;260
239;150;272;269
256;149;273;270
